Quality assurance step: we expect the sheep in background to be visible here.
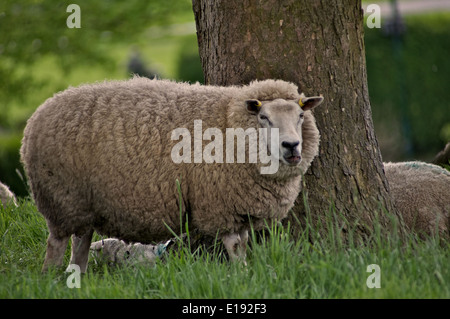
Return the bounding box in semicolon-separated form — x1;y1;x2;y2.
384;161;450;239
432;142;450;167
127;48;159;79
0;181;17;207
20;78;323;272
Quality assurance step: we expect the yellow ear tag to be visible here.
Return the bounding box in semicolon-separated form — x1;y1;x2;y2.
256;100;262;107
299;99;305;107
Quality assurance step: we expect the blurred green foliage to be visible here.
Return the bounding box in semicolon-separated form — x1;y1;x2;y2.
0;0;191;123
177;35;203;83
365;13;450;161
1;1;449;197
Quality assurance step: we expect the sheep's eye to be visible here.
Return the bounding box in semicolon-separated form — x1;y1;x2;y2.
299;113;304;119
259;114;272;126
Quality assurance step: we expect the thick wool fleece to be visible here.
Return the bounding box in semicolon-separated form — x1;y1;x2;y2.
21;78;320;243
384;161;449;239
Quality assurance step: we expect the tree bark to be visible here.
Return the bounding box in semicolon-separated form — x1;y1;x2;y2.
192;0;403;240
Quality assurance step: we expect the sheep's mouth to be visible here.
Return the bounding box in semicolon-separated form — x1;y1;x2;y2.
283;155;302;165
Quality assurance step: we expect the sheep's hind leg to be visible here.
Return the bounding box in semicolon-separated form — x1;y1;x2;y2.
69;229;94;273
222;230;248;265
42;232;70;273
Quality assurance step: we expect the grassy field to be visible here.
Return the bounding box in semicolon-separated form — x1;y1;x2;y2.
0;198;448;299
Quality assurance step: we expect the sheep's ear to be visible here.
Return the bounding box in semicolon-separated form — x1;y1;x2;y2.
299;96;324;111
246;99;262;114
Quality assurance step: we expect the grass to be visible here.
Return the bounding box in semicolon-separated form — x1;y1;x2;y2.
0;198;448;299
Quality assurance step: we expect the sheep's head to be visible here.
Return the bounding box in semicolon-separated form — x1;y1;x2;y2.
246;95;323;170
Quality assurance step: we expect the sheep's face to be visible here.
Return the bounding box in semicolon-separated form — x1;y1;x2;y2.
246;96;323;167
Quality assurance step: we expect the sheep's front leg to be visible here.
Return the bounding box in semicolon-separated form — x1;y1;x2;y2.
222;230;248;265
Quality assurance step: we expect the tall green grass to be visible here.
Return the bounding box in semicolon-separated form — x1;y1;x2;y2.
0;198;448;299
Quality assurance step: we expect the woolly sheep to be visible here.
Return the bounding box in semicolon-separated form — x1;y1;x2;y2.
90;238;171;266
20;78;323;272
384;161;450;239
0;181;17;207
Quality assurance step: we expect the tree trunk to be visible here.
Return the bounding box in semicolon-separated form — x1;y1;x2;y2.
192;0;403;240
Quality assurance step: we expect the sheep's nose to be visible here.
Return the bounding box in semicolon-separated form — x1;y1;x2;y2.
281;141;300;151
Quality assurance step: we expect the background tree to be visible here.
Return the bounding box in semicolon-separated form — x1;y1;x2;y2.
192;0;404;240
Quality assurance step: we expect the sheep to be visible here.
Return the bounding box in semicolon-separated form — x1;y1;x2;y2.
384;161;450;239
0;181;17;207
20;78;323;272
90;238;172;266
127;48;159;79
